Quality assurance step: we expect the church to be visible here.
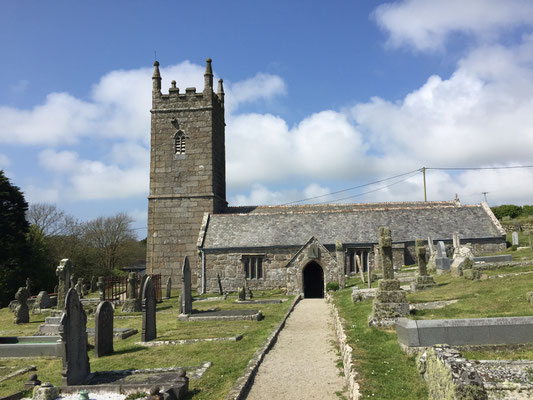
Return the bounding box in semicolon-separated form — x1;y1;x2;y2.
146;59;506;298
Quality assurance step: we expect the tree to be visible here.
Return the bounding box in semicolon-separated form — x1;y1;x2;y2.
27;202;68;236
491;205;522;220
0;170;30;306
83;213;136;272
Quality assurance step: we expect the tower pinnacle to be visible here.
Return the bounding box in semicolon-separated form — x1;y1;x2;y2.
152;61;161;92
204;58;213;91
217;79;225;104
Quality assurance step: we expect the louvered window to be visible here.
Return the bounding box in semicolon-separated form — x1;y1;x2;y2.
174;132;186;154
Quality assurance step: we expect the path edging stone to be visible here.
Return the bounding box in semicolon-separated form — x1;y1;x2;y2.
327;293;361;400
224;295;301;400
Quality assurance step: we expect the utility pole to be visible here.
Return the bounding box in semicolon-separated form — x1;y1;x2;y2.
482;191;489;203
422;167;427;202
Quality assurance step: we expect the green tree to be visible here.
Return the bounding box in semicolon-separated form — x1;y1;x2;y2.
0;170;30;307
491;205;522;220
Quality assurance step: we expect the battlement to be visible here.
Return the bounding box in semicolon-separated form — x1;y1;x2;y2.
152;59;225;108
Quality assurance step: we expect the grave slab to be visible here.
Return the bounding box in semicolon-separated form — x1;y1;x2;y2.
178;309;263;322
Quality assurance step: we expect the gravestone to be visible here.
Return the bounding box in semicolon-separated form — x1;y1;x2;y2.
165;277;172;299
82;284;88;296
247;288;253;299
56;259;72;310
238;286;246;301
138;274;149;303
369;227;409;327
14;287;30;324
180;257;192;315
512;231;519;246
70;273;77;293
91;276;97;292
25;277;32;295
59;288;90;385
97;276;105;301
452;232;461;253
95;301;114;357
217;273;224;295
34;291;52;309
411;239;436;291
435;241;451;273
427;236;434;256
122;272;141;312
141;276;157;342
75;278;84;299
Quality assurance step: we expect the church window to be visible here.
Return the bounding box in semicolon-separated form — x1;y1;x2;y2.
174;131;186;154
243;256;263;279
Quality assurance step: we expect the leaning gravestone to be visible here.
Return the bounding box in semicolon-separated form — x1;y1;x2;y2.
427;236;434;256
435;241;451;274
512;231;519;246
411;239;436;291
138;274;149;303
122;272;141;312
369;227;409;327
165;277;172;299
95;301;114;357
56;259;72;310
141;276;156;342
14;287;30;324
59;288;90;386
90;275;97;292
180;257;192;315
97;276;105;301
217;273;224;295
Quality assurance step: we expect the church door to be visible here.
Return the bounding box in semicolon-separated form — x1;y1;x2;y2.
303;261;324;298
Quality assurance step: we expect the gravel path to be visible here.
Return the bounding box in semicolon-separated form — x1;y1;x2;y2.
246;298;345;399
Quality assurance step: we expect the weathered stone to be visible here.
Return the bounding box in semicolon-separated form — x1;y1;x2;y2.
70;273;76;293
217;272;223;295
247;288;253;299
56;259;72;310
512;231;519;246
59;288;90;385
25;277;32;295
97;276;105;301
378;279;401;291
463;268;481;280
24;373;41;389
238;286;246;301
180;257;192;314
32;382;59;400
95;301;114;357
14;287;30;324
90;275;97;292
374;289;407;303
34;291;52;310
75;278;84;299
122;273;141;313
378;227;394;279
142;276;157;342
165;277;172;299
415;238;428;276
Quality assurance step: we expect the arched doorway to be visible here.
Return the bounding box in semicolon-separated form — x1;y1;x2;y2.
303;261;324;298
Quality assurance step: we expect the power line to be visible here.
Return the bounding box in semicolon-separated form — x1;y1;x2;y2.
427;165;533;171
281;168;422;205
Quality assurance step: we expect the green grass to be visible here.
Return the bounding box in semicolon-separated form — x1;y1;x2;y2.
0;292;294;399
332;290;427;399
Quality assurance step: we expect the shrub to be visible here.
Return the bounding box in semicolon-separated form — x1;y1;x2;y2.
326;282;340;291
491;205;522;220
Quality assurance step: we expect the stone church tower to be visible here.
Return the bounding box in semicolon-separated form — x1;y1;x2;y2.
147;59;226;287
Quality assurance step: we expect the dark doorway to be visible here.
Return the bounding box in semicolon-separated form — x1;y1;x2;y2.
303;262;324;298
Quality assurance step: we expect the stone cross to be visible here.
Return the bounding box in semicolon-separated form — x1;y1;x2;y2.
90;276;97;292
56;259;72;310
512;231;519;246
14;287;30;324
180;257;192;314
95;301;114;357
415;239;428;276
97;276;105;301
378;226;394;280
217;273;224;295
427;236;434;256
59;288;90;385
141;276;157;342
165;277;172;299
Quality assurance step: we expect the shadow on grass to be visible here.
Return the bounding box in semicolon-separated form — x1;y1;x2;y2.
112;346;145;356
184;388;201;399
156;305;173;312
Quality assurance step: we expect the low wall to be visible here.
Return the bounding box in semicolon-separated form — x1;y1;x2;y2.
397;316;533;347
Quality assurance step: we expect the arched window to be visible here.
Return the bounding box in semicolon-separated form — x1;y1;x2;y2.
174;131;186;154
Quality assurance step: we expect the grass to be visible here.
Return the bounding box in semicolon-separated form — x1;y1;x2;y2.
331;290;427;399
0;291;294;399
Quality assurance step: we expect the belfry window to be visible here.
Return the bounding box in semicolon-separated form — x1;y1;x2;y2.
243;256;264;279
174;131;186;154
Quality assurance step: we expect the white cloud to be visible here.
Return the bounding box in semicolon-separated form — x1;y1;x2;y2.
0;153;10;168
374;0;533;51
225;73;286;114
230;183;333;206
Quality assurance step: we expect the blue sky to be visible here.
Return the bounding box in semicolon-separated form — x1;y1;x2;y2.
1;0;533;237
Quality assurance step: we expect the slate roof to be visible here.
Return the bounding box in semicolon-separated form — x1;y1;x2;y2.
200;201;505;250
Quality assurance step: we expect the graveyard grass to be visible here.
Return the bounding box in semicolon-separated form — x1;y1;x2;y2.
0;291;293;399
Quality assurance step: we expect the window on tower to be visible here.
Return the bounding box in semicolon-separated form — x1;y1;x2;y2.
174;131;186;154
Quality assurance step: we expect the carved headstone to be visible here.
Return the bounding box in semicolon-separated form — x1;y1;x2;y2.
95;301;114;357
411;239;436;291
452;232;461;253
138;274;149;302
435;241;451;273
512;231;519;246
141;276;157;342
59;288;90;385
165;277;172;299
217;273;224;295
75;278;84;299
56;259;72;310
14;287;30;324
369;227;409;327
122;272;141;312
91;275;97;292
180;257;192;314
34;291;52;310
97;276;105;301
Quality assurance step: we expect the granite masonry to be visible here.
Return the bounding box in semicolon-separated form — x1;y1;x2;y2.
146;58;507;297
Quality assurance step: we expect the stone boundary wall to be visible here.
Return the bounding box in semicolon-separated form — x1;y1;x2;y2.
327;294;361;400
397;316;533;348
224;295;301;400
